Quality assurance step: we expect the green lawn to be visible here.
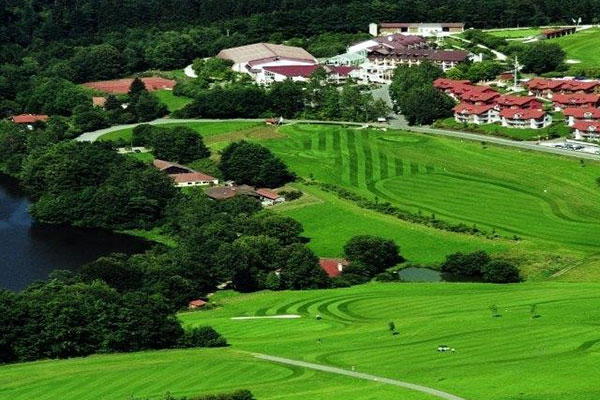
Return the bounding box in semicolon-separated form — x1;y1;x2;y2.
261;125;600;274
486;28;542;38
433;117;572;141
154;90;193;112
549;28;600;68
4;282;599;400
98;121;262;142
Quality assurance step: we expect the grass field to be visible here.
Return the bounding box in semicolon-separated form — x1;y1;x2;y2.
433;117;571;141
155;90;193;112
4;282;600;400
486;28;542;38
98;121;262;142
549;28;600;67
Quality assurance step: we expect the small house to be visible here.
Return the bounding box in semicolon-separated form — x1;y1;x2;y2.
318;258;349;278
188;299;207;309
255;188;285;207
153;159;219;187
11;114;49;130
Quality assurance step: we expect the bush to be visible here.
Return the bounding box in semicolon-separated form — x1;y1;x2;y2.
279;190;303;201
481;260;521;283
178;326;228;348
343;235;402;274
440;251;491;276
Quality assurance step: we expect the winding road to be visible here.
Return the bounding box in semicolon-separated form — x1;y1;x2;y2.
253;353;467;400
76;117;600;160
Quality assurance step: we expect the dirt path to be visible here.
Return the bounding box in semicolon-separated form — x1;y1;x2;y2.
253;353;468;400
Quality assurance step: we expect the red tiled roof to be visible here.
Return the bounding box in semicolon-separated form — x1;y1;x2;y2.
496;95;539;107
318;258;348;278
189;299;207;308
171;172;217;184
453;103;496;115
563;107;600;119
82;77;175;94
572;121;600;131
499;108;546;120
92;96;107;107
553;93;600;105
263;65;319;78
559;80;600;92
255;188;280;200
327;66;357;76
526;78;565;91
12;114;49;124
461;91;499;103
433;78;471;90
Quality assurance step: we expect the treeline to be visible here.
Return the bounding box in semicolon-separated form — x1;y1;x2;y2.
175;77;389;122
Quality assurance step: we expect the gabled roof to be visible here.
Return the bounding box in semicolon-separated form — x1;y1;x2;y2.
526;78;565;91
559;80;600;92
327;65;357;76
563;107;600;119
153;159;191;172
217;43;317;65
496;95;539;107
372;34;427;50
461;91;499;103
12;114;49;124
255;188;280;200
499;108;546;120
572;121;600;131
171;172;217;184
433;78;471;90
205;186;237;200
318;258;348;278
453;103;496;115
263;65;319;78
552;93;600;105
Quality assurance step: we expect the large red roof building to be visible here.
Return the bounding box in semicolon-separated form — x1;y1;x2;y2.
83;77;176;94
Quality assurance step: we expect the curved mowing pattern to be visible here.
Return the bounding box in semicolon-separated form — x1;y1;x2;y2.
268;125;600;251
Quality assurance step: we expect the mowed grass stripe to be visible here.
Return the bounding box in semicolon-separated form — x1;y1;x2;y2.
346;130;359;187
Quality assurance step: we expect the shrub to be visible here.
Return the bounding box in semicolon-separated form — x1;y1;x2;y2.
178;326;228;348
343;235;402;274
440;251;491;277
481;260;521;283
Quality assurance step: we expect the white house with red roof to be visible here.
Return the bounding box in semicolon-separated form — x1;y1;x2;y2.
552;93;600;111
453;103;499;124
318;258;348;278
495;95;542;110
11;114;49;130
527;78;600;98
563;107;600;126
572;121;600;140
153;159;219;187
499;108;551;129
254;188;285;206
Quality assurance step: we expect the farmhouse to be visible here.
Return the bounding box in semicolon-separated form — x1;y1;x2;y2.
499;108;551;129
495;95;542;110
572;121;600;140
563;107;600;126
552;93;600;110
153;159;219;187
453;104;499;124
369;22;465;37
318;258;349;278
11;114;49;125
205;185;285;207
83;77;175;94
216;43;317;81
255;188;285;207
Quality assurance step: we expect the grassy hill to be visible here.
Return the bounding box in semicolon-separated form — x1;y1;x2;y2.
548;28;600;69
3;282;599;399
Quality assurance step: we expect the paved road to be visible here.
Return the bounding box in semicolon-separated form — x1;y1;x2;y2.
254;353;467;400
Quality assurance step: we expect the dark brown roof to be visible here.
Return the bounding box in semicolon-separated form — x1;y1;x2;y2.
205;187;237;200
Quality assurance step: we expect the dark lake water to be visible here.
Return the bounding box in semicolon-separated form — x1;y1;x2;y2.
0;174;151;291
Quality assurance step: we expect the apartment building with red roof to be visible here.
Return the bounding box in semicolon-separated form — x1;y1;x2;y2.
552;93;600;110
499;108;551;129
453;103;499;124
495;95;542;110
563;107;600;126
572;121;600;140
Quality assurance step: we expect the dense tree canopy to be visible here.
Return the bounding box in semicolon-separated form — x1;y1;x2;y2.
151;126;210;164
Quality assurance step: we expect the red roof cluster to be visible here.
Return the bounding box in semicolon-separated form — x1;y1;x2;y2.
12;114;49;124
452;103;496;116
499;108;546;120
83;77;176;94
553;93;600;107
572;121;600;131
318;258;348;278
461;91;499;104
563;107;600;119
527;78;600;93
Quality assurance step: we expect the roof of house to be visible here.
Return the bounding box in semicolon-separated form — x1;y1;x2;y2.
12;114;49;124
318;258;349;278
255;188;280;200
526;78;566;91
153;159;192;172
171;172;217;184
461;91;499;103
92;96;107;107
263;65;319;78
379;22;465;28
453;103;496;115
327;65;357;76
563;107;600;118
552;93;600;105
205;186;238;200
558;80;600;92
189;299;207;307
572;121;600;131
372;34;427;49
496;95;539;107
433;78;471;90
428;50;469;62
217;43;317;65
499;108;546;119
82;77;175;94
